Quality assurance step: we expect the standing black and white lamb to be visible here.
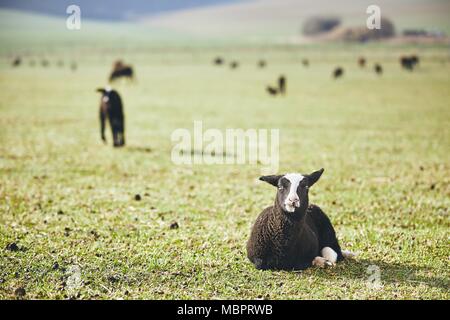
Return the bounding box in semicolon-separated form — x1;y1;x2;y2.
96;87;125;147
247;168;353;270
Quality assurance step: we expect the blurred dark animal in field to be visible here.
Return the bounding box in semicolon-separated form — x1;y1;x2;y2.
333;67;344;79
374;63;383;75
258;60;266;68
302;59;309;67
230;61;239;69
213;57;224;65
109;60;134;82
41;59;49;67
266;86;278;96
278;75;286;95
12;57;21;67
400;56;412;70
400;55;419;71
96;87;125;147
358;57;366;68
71;61;77;71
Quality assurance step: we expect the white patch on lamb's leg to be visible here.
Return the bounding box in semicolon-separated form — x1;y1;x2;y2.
342;250;357;259
312;256;333;268
321;247;337;264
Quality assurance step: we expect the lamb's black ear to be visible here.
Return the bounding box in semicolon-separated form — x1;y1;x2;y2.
307;168;324;187
259;175;282;187
96;88;106;94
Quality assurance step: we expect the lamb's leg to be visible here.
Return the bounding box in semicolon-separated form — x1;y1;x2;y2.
321;247;338;265
312;247;339;268
312;256;333;268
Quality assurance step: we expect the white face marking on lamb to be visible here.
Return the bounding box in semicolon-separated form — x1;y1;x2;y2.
102;95;109;103
105;85;112;92
283;173;304;212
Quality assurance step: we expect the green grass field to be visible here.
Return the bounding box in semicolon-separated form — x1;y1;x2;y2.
0;10;449;300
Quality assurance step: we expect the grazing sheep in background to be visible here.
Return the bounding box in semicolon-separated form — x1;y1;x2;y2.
110;66;133;82
374;63;383;75
41;59;49;67
302;58;309;67
400;56;413;70
213;57;224;65
247;169;353;270
278;75;286;95
109;60;134;82
12;56;21;67
96;87;125;147
358;57;366;68
230;61;239;69
258;60;266;68
400;55;419;71
333;67;344;79
266;86;278;96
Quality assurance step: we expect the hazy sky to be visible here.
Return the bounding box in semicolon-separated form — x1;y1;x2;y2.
0;0;241;20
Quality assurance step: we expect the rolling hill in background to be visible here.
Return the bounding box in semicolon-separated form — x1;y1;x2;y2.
141;0;450;42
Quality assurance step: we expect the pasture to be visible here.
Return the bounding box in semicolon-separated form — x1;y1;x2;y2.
0;12;449;299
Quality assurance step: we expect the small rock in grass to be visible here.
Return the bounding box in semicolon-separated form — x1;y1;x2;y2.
107;275;120;283
134;194;141;201
57;209;64;215
169;221;179;230
52;262;59;270
430;184;436;190
14;287;26;298
6;242;19;252
90;230;99;239
64;227;71;236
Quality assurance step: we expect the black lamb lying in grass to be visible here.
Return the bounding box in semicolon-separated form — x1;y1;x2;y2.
247;168;353;270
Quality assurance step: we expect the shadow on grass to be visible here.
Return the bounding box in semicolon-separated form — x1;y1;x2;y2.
126;146;153;153
337;258;448;291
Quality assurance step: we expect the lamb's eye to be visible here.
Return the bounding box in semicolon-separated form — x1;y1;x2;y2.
278;186;284;190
